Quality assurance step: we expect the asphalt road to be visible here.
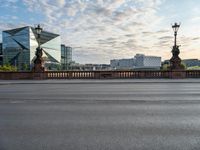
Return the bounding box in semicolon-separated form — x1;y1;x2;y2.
0;79;200;150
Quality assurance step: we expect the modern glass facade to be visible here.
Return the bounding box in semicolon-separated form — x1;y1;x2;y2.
61;45;72;70
0;43;3;66
2;26;61;70
0;43;2;54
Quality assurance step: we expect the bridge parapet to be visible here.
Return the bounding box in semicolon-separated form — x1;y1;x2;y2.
0;70;199;80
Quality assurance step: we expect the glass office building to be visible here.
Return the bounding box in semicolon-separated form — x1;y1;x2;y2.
61;44;72;70
0;43;2;66
2;26;61;70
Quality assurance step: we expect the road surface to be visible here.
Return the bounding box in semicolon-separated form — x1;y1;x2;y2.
0;79;200;150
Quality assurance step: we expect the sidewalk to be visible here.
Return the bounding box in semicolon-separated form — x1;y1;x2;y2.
0;79;200;85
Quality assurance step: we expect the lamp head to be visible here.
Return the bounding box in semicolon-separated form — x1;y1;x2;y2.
35;24;43;35
172;22;180;32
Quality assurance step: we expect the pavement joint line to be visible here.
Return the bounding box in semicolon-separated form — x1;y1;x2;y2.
0;79;200;84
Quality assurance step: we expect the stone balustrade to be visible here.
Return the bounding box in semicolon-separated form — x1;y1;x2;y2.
0;70;200;80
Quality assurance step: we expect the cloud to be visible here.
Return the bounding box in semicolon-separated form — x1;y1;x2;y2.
159;36;173;40
0;0;199;63
0;22;20;32
0;0;168;63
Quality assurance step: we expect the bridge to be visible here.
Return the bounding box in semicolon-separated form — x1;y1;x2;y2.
0;70;200;80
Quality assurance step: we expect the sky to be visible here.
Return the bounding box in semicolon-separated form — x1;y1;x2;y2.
0;0;199;64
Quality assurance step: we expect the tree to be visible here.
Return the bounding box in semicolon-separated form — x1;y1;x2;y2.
0;64;17;71
161;64;170;71
22;63;30;71
187;66;200;70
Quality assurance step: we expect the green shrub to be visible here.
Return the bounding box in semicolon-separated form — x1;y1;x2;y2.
0;65;17;71
187;66;200;70
161;64;170;71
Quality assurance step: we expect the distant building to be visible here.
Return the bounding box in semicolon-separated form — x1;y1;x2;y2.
163;59;200;68
0;43;2;66
182;59;199;67
163;60;170;65
110;59;135;70
0;43;2;53
110;54;161;70
2;26;61;71
83;64;110;71
70;63;110;71
134;54;161;70
61;45;72;70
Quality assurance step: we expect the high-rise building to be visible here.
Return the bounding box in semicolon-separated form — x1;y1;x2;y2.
0;43;2;66
0;43;2;53
2;26;61;70
110;54;161;70
61;44;72;70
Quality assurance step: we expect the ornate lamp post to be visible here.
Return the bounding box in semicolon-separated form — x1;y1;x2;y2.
172;23;180;47
32;24;45;72
170;22;184;70
35;24;42;47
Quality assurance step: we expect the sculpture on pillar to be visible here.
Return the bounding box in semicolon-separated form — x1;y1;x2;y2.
32;24;45;72
169;23;184;70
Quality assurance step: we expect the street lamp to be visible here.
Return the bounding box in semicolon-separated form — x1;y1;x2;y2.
35;24;42;34
169;22;184;70
35;24;42;47
32;24;44;72
172;22;180;46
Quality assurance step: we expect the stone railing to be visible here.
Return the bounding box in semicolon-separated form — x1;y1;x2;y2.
0;71;34;80
186;70;200;78
45;71;169;79
0;70;200;80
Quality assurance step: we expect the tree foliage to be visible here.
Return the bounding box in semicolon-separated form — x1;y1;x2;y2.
187;66;200;70
161;64;170;71
0;64;17;71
